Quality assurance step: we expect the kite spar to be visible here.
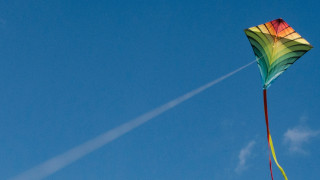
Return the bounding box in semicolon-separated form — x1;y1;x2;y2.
244;18;313;180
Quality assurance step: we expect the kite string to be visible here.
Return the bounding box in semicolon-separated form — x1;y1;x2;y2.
263;89;274;180
10;59;257;180
263;89;288;180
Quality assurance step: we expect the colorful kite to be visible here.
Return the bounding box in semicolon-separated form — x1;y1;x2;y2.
244;18;313;180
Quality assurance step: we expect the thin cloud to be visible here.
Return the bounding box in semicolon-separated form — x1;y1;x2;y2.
284;126;320;154
235;141;255;173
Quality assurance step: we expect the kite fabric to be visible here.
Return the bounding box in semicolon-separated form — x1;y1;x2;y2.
244;18;313;180
244;18;313;89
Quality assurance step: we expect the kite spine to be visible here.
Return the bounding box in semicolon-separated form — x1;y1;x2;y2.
263;89;288;180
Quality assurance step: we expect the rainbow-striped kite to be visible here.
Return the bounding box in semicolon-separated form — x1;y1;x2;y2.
244;18;313;180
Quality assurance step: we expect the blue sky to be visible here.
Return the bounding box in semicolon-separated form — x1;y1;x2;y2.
1;1;320;180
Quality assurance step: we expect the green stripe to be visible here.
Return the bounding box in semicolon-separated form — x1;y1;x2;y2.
271;51;308;70
245;30;272;60
247;37;270;68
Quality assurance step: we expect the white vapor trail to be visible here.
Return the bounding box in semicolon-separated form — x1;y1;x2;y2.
10;60;256;180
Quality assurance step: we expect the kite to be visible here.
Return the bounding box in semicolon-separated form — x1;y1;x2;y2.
244;18;313;180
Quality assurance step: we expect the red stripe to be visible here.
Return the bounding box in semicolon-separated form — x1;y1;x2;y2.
270;18;289;35
263;89;274;180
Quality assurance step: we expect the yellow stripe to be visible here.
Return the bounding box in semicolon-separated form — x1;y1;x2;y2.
269;134;288;180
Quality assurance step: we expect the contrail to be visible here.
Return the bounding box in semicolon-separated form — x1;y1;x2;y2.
9;60;256;180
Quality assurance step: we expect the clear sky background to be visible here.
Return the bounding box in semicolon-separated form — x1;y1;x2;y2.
1;1;320;180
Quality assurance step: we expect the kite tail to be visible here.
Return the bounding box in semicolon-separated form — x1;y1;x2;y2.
263;89;288;180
